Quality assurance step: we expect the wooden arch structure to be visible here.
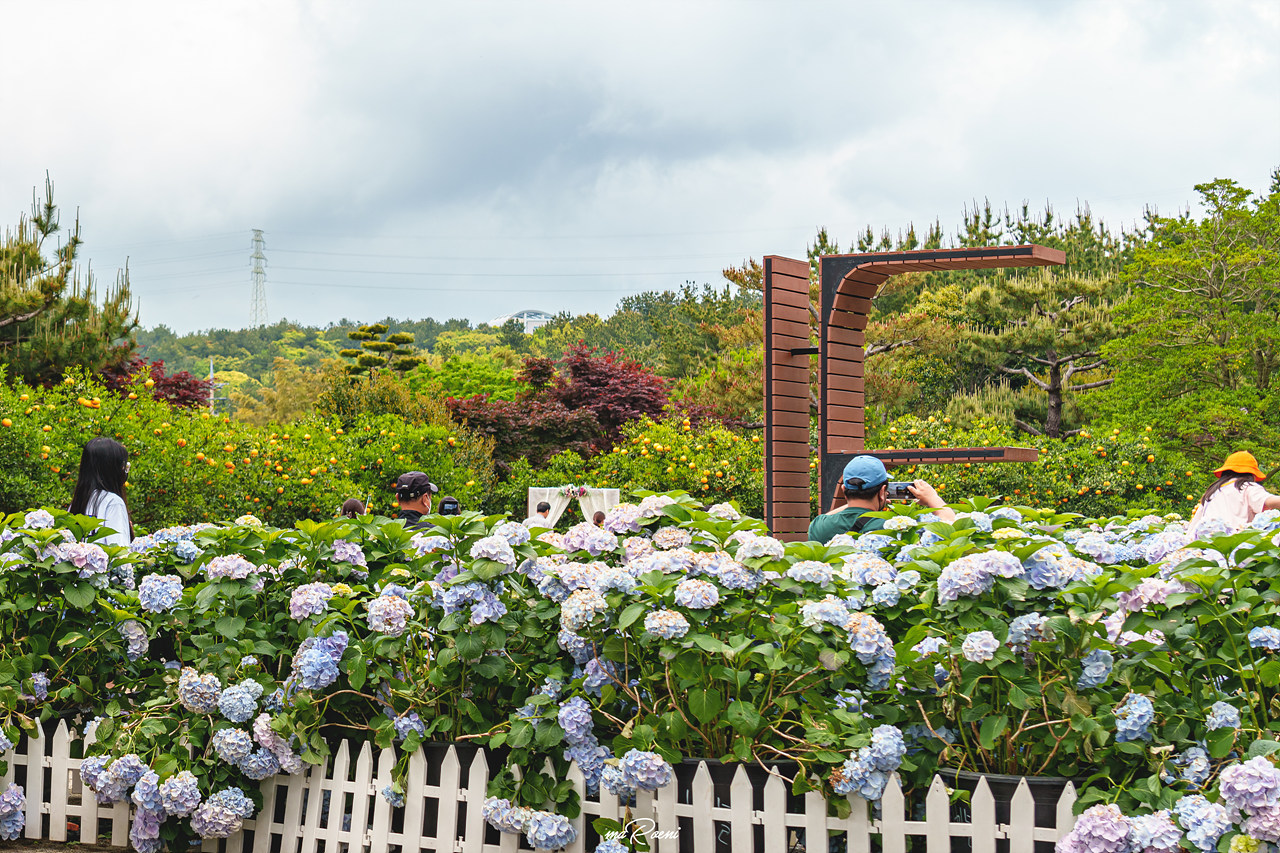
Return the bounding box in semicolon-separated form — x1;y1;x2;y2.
763;245;1066;540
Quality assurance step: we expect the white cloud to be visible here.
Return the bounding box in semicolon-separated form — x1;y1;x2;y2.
1;0;1275;332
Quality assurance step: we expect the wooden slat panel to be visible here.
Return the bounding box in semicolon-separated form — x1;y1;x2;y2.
770;378;811;398
838;277;883;300
770;487;812;502
770;425;808;444
771;439;811;456
769;331;814;350
827;437;866;453
769;363;810;382
770;409;810;429
768;301;811;324
826;374;865;393
827;405;866;424
827;326;865;346
771;470;812;487
825;358;865;378
826;422;866;438
828;389;864;408
832;293;873;315
768;275;811;296
828;342;865;362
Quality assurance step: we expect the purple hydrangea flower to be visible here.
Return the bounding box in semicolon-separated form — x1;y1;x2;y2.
1055;803;1131;853
117;620;149;661
961;631;999;663
1007;612;1048;651
471;534;517;568
557;696;595;744
1218;756;1280;814
205;554;261;581
367;594;414;636
0;784;25;841
290;582;334;621
332;539;367;567
673;578;720;609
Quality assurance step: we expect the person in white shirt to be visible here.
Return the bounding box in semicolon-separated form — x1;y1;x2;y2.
68;437;133;547
522;501;552;530
1188;450;1280;536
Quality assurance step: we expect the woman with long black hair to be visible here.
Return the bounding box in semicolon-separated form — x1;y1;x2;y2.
68;437;134;546
1188;451;1280;536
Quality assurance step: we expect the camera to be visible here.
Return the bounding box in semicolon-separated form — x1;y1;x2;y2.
886;481;913;500
438;496;461;516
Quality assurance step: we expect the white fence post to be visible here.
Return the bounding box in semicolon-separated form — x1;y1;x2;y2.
6;731;1089;852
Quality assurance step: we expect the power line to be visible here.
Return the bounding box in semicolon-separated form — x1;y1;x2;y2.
267;265;723;278
267;248;749;262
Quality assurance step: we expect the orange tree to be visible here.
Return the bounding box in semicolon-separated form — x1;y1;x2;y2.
0;366;491;529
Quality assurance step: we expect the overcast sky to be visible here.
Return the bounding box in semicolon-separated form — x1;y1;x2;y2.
3;1;1277;335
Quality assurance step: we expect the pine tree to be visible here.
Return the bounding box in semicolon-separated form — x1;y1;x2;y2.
0;178;136;385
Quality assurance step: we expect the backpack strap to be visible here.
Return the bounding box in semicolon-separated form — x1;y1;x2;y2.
848;514;874;534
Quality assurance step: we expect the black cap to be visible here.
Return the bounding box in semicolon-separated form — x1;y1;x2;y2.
395;471;438;499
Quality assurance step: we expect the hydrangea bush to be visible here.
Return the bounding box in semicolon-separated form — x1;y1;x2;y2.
2;496;1279;851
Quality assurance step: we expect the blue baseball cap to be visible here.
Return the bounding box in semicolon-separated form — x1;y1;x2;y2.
842;455;889;490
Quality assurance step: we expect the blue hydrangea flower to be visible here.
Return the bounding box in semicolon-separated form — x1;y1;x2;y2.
619;749;673;791
561;588;610;631
1114;693;1155;743
190;788;254;838
1171;746;1211;787
178;668;222;714
801;596;851;631
1249;626;1280;651
29;672;49;701
129;806;163;853
138;574;183;612
294;648;339;690
871;582;900;607
558;629;595;664
381;785;405;808
158;770;201;817
236;748;280;780
673;578;720;609
868;725;906;771
212;728;254;764
0;783;25;841
289;582;334;621
601;764;638;805
591;566;637;595
831;752;889;801
643;609;690;640
471;535;517;569
1127;810;1181;853
960;631;999;663
936;556;995;604
566;739;609;795
524;810;577;850
217;684;258;723
596;839;628;853
786;560;834;586
1206;701;1240;731
1007;612;1048;651
1077;649;1114;689
1173;794;1231;852
332;539;368;567
130;770;163;813
912;637;947;657
482;797;531;835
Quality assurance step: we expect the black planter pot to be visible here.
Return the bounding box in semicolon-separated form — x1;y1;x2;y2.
670;758;803;853
938;769;1077;853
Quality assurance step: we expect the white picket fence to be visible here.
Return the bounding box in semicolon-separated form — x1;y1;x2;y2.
1;720;1078;852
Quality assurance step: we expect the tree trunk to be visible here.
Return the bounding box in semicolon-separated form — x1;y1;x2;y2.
1045;352;1063;439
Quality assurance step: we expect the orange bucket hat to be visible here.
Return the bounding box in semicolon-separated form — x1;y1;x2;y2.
1214;451;1266;481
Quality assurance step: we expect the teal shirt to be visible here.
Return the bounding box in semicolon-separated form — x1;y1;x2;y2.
807;507;886;544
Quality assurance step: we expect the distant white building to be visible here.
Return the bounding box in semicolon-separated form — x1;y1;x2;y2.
491;309;555;334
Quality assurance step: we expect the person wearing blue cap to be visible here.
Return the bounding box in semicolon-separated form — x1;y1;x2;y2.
807;455;955;544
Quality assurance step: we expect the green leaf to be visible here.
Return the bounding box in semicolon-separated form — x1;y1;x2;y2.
215;616;246;639
978;714;1009;751
618;602;647;630
1246;740;1280;759
345;648;367;691
63;583;97;610
726;700;763;736
1206;727;1236;759
688;688;723;726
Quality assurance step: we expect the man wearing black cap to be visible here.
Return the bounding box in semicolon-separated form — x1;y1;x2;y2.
395;471;439;531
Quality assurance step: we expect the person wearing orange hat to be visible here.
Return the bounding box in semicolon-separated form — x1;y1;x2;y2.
1187;451;1280;536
